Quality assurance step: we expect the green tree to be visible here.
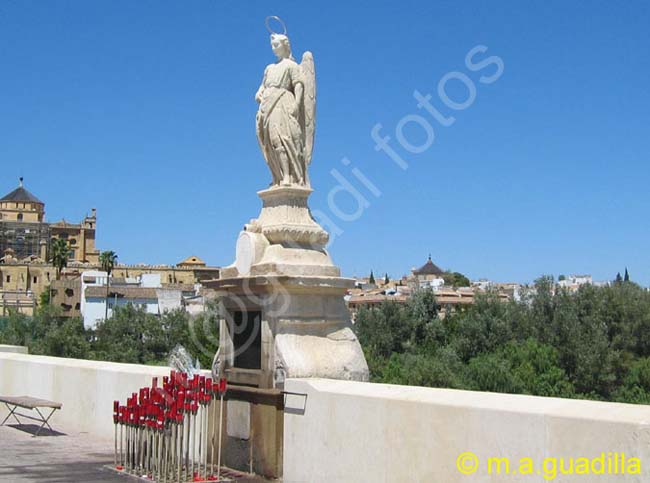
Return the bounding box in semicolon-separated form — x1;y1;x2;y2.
368;270;376;285
381;351;463;388
613;358;650;404
500;339;574;398
449;291;514;362
0;312;36;347
39;289;50;307
49;237;70;280
0;305;90;359
160;306;220;369
49;238;70;305
466;352;524;394
442;271;471;288
91;305;159;363
624;268;630;282
37;317;90;359
354;301;408;358
99;250;118;321
384;273;390;285
0;300;219;368
405;288;438;347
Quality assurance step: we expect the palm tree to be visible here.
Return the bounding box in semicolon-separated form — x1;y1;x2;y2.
50;238;70;280
99;250;118;321
48;237;70;305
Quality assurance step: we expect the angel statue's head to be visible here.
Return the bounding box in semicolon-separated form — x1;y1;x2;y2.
270;33;294;60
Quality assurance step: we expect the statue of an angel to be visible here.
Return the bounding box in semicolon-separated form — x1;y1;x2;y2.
255;17;316;187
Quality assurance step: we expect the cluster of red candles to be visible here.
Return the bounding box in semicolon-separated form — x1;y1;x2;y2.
112;370;228;482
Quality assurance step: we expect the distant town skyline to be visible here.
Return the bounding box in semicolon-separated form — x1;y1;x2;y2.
2;1;648;286
0;177;638;288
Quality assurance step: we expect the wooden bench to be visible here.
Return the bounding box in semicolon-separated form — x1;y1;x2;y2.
0;395;62;436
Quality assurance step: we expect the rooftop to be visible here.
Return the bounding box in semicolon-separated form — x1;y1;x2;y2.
0;179;44;205
412;255;444;276
85;286;159;299
50;219;81;228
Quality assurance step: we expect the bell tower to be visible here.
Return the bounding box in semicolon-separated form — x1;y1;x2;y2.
0;178;50;260
0;178;46;223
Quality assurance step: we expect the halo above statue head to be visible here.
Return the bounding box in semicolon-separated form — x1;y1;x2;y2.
265;16;287;36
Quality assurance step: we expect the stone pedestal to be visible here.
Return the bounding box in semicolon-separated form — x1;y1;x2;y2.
205;185;368;477
209;185;368;388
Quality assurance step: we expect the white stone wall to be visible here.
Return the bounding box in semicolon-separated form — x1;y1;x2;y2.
283;379;650;483
3;355;650;481
0;344;28;354
0;352;170;439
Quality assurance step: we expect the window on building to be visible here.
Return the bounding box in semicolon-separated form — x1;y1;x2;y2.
5;275;10;283
17;214;23;221
33;276;37;284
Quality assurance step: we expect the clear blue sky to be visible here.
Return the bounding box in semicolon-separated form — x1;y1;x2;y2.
2;1;649;285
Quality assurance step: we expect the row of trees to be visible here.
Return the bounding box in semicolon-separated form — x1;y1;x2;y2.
3;268;648;405
0;305;218;369
354;277;650;404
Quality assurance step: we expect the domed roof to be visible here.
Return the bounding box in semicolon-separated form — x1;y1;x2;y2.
412;255;444;276
1;178;43;205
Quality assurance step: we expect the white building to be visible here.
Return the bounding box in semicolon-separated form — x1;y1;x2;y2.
558;274;594;292
419;277;445;291
79;271;190;328
79;270;109;327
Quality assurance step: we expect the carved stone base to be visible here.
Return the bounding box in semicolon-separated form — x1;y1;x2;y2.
220;185;338;279
257;186;329;246
208;275;369;388
212;184;369;388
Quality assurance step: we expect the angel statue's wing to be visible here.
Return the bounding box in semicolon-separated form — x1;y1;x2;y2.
300;51;316;165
